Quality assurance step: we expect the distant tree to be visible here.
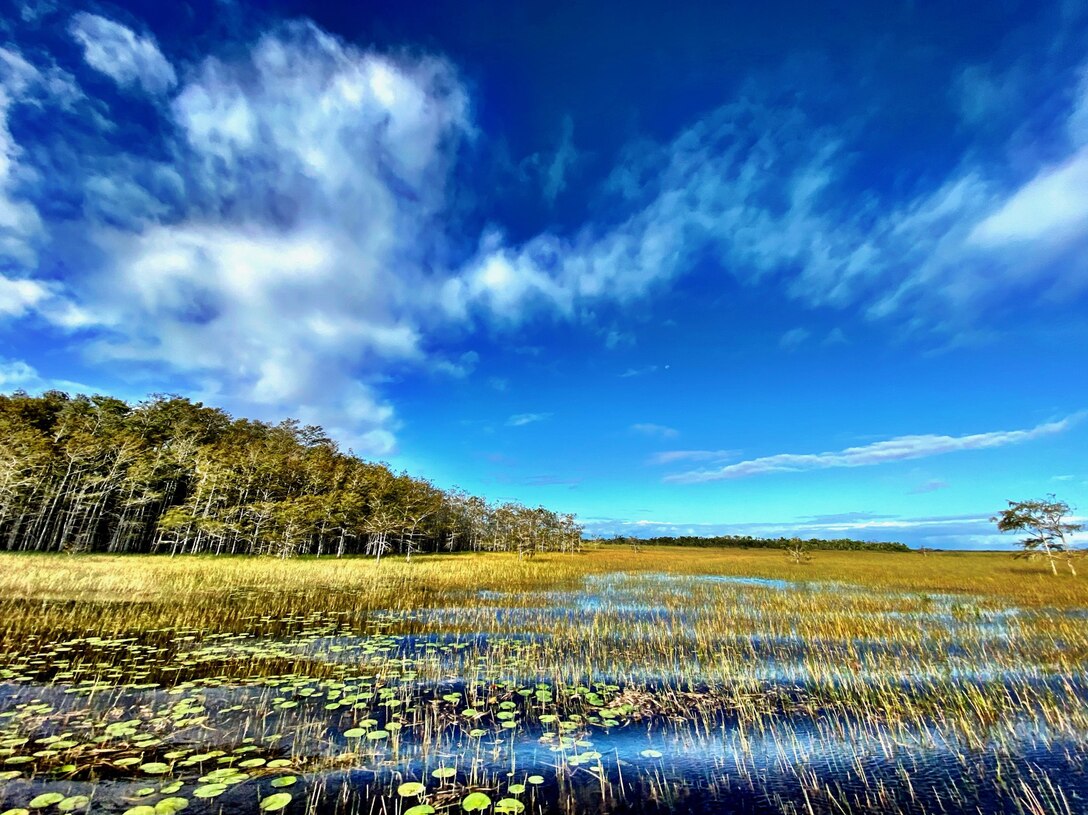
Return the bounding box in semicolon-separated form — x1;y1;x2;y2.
993;496;1083;576
785;537;812;564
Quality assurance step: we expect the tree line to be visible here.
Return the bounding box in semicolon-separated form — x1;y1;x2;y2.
605;534;910;552
0;391;583;559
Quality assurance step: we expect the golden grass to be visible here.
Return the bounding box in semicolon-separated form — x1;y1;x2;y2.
0;545;1081;644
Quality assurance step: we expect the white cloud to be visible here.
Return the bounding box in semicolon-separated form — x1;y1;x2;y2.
0;49;46;268
968;148;1088;245
0;357;95;394
630;422;679;439
779;327;810;351
648;449;737;465
506;412;552;427
68;13;176;95
456;57;1088;335
41;22;472;455
666;415;1081;483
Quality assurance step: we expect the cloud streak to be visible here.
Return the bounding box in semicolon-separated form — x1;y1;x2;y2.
69;13;177;95
665;415;1081;483
506;412;552;427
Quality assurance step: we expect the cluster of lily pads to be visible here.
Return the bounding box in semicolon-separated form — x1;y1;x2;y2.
1;571;1087;813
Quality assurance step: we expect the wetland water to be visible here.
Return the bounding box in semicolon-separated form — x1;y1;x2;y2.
1;571;1086;814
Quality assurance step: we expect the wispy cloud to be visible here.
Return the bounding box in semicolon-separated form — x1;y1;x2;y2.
68;13;176;95
779;327;810;351
648;449;737;466
631;423;679;439
506;412;552;427
619;365;665;378
666;415;1081;483
580;511;1028;550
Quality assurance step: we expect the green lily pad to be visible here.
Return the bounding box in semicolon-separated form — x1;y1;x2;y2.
154;799;188;815
140;763;171;774
404;807;435;815
56;798;89;813
494;800;524;814
259;793;292;812
461;792;491;812
270;776;296;788
29;794;65;809
121;808;156;815
192;784;227;799
397;782;426;797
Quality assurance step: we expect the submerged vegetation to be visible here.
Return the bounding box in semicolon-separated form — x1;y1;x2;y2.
0;548;1086;814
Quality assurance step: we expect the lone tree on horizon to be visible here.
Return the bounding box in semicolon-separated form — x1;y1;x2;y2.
993;495;1083;575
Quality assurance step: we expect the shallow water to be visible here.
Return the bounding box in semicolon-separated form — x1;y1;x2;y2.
1;571;1086;814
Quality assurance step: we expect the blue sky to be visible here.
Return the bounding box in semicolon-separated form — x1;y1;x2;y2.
1;0;1087;548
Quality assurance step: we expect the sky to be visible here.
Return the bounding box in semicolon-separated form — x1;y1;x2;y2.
1;0;1087;549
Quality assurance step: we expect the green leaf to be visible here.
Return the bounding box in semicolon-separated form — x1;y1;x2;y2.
397;782;426;797
29;795;65;810
259;793;292;812
192;784;227;799
461;792;491;812
494;800;524;814
270;776;297;788
154;798;189;815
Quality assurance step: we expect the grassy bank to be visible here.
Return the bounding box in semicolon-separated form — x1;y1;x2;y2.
0;546;1083;645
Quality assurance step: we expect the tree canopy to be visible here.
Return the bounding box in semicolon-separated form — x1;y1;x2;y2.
0;391;582;558
993;496;1083;575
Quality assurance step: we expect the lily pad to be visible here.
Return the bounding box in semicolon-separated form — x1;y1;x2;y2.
153;799;188;815
397;782;426;797
259;793;292;812
461;792;491;812
29;794;65;810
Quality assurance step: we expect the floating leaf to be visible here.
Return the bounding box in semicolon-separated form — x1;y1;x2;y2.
461;792;491;812
1;808;30;815
141;762;171;774
527;776;544;785
342;729;365;739
494;800;524;814
259;793;292;812
29;794;65;809
121;808;156;815
397;782;425;797
270;776;296;788
0;770;22;780
192;784;227;799
639;749;662;759
404;806;435;815
154;798;188;815
57;798;89;813
431;767;456;779
507;784;525;794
